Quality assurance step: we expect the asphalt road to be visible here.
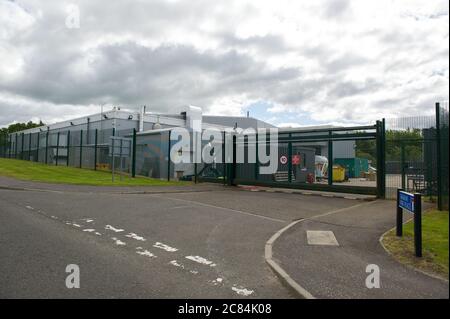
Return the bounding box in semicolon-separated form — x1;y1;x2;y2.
0;185;360;298
273;200;449;299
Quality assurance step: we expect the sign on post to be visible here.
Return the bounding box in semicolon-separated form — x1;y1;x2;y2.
398;191;414;212
396;189;422;257
109;137;132;182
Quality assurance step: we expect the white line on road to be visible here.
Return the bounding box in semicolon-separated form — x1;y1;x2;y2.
105;225;124;232
154;195;287;224
185;256;216;267
153;242;178;252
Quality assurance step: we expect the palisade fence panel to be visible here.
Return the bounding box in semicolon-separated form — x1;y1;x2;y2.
384;115;438;200
82;130;96;169
37;132;46;164
0;134;8;157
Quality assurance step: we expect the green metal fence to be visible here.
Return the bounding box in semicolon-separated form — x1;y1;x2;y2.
437;102;449;210
0;128;135;175
197;123;385;196
384;102;449;210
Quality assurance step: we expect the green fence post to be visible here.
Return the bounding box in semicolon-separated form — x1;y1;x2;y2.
55;132;60;166
8;134;12;158
28;133;32;161
15;133;18;159
21;133;24;160
435;102;442;210
167;130;171;181
223;131;226;185
288;133;292;183
45;131;49;164
66;131;71;166
79;130;83;168
328;131;333;185
36;133;40;162
254;132;258;181
401;142;406;190
131;128;136;177
94;129;98;171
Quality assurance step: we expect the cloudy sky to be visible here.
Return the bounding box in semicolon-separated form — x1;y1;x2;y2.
0;0;448;128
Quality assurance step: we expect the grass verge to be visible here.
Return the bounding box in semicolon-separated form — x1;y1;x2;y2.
382;209;449;280
0;158;186;187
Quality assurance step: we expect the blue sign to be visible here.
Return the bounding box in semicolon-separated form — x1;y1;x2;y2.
399;191;415;213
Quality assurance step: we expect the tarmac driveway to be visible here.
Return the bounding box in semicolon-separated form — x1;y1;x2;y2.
0;181;362;298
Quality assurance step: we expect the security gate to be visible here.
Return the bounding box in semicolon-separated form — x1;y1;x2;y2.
196;122;386;197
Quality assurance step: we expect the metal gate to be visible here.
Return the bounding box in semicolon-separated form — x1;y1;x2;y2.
196;122;385;197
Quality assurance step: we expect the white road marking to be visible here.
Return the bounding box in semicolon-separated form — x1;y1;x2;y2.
169;260;184;268
153;242;178;252
83;229;96;232
154;195;286;223
105;225;124;232
232;286;254;296
211;278;223;285
125;233;146;241
185;256;216;267
136;249;156;258
25;206;34;210
72;223;81;228
82;218;94;223
111;237;126;246
94;232;102;236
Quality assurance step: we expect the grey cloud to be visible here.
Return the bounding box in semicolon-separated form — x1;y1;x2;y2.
324;0;351;19
0;0;448;127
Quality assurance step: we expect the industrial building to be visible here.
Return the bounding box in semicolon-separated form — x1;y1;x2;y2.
5;106;361;182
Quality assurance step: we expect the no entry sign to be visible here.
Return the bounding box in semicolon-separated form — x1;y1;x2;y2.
292;154;301;165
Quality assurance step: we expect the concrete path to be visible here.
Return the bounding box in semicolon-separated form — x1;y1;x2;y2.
272;200;449;299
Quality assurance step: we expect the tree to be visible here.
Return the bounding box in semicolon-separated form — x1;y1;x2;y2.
0;121;46;145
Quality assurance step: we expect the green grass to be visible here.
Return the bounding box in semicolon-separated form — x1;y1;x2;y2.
382;209;449;279
0;158;187;187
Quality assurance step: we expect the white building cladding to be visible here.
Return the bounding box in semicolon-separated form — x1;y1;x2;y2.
7;105;276;179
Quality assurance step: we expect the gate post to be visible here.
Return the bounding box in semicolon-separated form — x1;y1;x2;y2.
376;120;386;198
288;133;292;183
328;130;333;185
131;128;136;177
167;130;171;181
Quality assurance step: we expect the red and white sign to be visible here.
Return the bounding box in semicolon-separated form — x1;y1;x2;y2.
279;155;288;165
292;154;301;165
